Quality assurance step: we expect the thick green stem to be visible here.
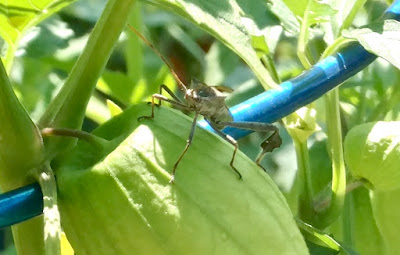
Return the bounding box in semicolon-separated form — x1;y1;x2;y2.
35;164;61;255
38;0;137;158
317;89;346;228
295;140;315;222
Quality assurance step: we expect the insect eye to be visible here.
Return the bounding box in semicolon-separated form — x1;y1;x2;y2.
197;90;208;98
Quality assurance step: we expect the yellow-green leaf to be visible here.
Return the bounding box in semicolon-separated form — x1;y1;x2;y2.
56;104;309;255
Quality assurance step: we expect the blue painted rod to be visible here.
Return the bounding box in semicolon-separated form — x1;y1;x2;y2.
0;0;399;229
0;183;42;229
199;1;400;138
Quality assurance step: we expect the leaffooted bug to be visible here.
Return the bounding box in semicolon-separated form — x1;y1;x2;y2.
128;25;282;183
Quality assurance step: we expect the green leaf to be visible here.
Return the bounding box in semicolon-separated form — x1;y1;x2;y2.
0;0;76;70
344;121;400;191
297;0;337;67
370;188;400;255
56;104;309;255
304;0;337;26
330;0;367;37
149;0;279;90
204;41;240;85
281;0;308;18
267;0;300;35
342;19;400;71
351;187;386;255
296;218;353;254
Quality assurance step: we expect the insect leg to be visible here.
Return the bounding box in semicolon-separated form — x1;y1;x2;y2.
159;84;183;106
219;121;282;171
138;94;189;121
255;129;282;169
170;112;199;183
206;120;242;180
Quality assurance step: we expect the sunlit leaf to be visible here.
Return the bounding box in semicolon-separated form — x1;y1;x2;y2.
371;188;400;255
343;19;400;70
0;0;75;69
57;104;309;255
267;0;300;35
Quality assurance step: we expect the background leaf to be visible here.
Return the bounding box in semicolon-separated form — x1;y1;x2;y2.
0;0;76;69
342;19;400;70
149;0;280;89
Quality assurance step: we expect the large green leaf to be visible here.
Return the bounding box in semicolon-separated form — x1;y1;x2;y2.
351;188;386;255
0;0;75;70
371;188;400;255
148;0;280;89
56;104;309;255
342;19;400;71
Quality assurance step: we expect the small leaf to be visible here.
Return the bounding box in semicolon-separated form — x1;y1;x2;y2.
251;34;271;57
342;19;400;70
304;0;337;26
284;106;320;143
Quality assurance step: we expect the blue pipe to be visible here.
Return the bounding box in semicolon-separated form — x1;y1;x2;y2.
0;0;399;229
199;1;400;138
0;183;42;229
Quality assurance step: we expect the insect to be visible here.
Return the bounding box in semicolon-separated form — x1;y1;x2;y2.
128;25;282;183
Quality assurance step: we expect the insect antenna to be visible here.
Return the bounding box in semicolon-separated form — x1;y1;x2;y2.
127;24;188;92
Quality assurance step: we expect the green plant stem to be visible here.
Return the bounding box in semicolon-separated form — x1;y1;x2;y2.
38;0;137;158
317;89;347;228
320;37;353;60
338;0;368;36
34;164;61;255
355;67;370;124
41;127;108;149
295;140;315;222
297;19;313;69
261;55;281;84
314;179;365;212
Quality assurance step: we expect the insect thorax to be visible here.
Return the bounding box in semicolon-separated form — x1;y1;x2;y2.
185;81;233;126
